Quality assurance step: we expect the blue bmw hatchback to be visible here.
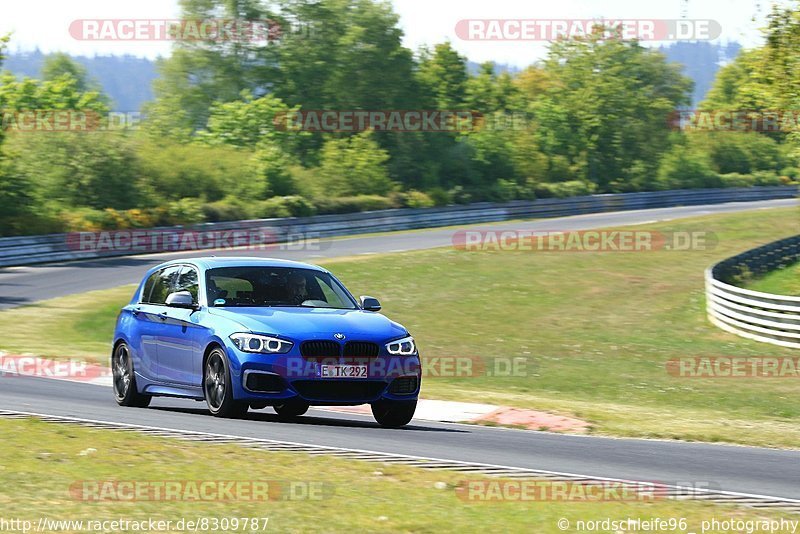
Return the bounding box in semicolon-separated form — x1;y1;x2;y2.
112;257;420;427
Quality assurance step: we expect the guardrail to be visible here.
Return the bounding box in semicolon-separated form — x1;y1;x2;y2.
0;185;796;268
706;234;800;349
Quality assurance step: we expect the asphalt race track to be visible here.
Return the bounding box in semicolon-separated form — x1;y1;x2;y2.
1;198;798;500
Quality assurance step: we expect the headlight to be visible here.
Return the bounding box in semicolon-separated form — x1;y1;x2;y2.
230;333;293;354
386;336;416;356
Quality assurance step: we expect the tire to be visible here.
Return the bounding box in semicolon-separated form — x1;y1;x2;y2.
112;342;151;408
204;347;248;418
274;401;310;418
371;400;416;428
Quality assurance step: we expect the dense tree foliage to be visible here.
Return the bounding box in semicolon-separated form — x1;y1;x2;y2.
0;2;798;237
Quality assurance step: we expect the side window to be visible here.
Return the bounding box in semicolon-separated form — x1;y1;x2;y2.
147;266;182;305
140;270;160;303
176;266;199;304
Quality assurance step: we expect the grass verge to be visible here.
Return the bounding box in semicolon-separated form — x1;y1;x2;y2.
745;261;800;296
0;418;796;533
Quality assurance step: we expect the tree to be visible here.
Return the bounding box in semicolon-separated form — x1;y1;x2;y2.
416;42;469;109
535;29;693;192
145;0;280;137
41;53;92;92
6;132;143;210
198;91;300;151
316;131;394;196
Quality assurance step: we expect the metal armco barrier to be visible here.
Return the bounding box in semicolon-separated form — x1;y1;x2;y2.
0;186;796;268
706;234;800;349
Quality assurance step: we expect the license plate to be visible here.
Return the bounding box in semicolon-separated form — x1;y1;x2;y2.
320;365;368;378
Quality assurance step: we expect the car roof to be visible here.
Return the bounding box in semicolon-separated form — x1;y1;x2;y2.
153;256;327;272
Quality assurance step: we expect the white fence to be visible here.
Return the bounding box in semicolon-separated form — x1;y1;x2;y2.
706;234;800;349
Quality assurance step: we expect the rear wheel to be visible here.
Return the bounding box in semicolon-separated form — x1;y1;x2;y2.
112;342;151;408
204;348;248;418
372;400;416;428
274;401;310;418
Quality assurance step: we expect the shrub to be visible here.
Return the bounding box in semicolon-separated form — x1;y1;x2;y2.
427;187;452;206
656;147;721;189
314;195;398;215
448;186;472;204
201;197;251;222
752;170;783;186
402;190;435;208
719;173;756;188
165;198;206;225
534;180;596;198
779;166;799;180
255;196;317;219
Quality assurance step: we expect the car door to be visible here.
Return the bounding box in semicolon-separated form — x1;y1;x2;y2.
129;267;172;380
155;265;204;386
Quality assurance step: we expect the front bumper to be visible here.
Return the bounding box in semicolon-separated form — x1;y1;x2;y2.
227;347;421;405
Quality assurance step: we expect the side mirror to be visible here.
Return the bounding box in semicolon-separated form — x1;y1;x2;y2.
166;291;197;309
360;295;381;312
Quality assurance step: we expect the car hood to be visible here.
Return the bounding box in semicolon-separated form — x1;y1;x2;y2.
208;307;408;341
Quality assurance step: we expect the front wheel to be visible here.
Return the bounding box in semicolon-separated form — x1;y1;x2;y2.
204;348;248;418
371;400;416;428
112;342;151;408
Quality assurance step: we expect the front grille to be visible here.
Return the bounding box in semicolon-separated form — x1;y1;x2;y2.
301;340;341;358
388;376;418;395
343;341;379;358
245;372;286;393
292;380;386;401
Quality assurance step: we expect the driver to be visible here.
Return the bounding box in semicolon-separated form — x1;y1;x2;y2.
287;272;308;305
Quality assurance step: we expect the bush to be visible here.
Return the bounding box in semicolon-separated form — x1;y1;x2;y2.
719;173;756;188
165;198;206;225
752;170;783;186
656;147;721;189
255;196;317;219
201;197;251;222
693;132;784;175
314;195;398;215
137;140;254;202
316;132;395;196
448;186;472;205
534;180;596;198
780;166;800;180
427;187;452;206
402;190;435;208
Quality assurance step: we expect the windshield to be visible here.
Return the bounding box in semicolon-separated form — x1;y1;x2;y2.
205;267;358;309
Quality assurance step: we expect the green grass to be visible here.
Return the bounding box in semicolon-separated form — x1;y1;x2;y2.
745;261;800;296
1;207;799;447
0;418;795;533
